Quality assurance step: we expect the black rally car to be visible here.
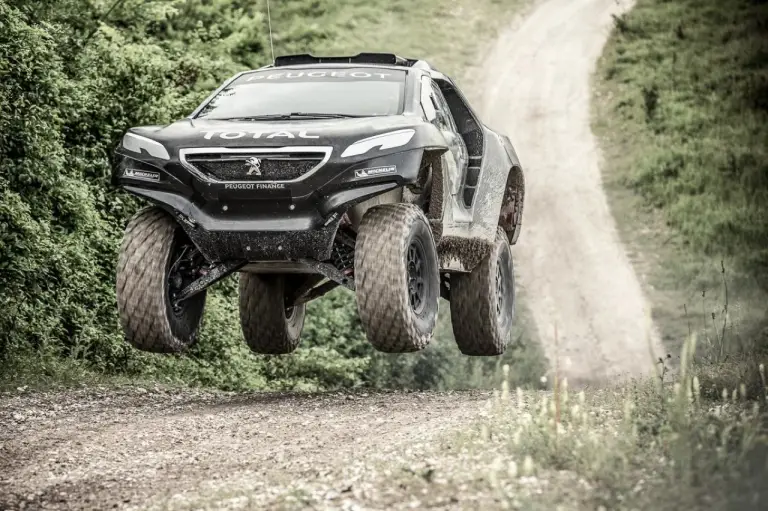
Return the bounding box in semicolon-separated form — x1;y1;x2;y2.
113;53;525;356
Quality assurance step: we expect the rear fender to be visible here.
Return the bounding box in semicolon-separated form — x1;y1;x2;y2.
436;129;516;272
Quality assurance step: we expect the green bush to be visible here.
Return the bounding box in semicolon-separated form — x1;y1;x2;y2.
1;0;541;391
0;0;365;389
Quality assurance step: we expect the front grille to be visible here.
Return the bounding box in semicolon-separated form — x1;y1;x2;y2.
185;152;325;181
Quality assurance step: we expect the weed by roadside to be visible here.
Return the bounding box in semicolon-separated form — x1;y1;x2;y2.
383;340;768;510
477;361;767;509
379;291;768;510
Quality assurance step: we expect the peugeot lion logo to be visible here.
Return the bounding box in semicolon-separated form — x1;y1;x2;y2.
245;157;262;176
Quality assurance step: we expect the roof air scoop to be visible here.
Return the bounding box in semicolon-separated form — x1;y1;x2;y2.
274;53;411;67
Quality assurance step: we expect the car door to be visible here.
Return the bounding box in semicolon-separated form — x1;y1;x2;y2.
420;76;469;196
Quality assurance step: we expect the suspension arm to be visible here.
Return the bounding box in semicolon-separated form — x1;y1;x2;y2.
173;260;246;306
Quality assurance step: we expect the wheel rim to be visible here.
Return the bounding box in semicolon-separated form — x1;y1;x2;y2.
494;243;515;329
407;239;427;314
495;262;505;321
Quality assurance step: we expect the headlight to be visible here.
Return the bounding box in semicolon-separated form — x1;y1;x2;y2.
340;129;415;158
122;133;170;160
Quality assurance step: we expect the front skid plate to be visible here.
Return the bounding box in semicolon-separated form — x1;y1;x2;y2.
181;222;341;262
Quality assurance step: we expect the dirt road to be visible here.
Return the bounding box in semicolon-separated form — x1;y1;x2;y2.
480;0;663;385
0;388;489;510
1;0;663;509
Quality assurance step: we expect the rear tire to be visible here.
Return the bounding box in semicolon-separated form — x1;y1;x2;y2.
116;207;206;353
450;227;516;356
239;273;306;354
354;204;439;352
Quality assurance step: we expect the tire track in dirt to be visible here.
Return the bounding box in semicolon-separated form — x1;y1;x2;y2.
479;0;664;385
0;388;487;510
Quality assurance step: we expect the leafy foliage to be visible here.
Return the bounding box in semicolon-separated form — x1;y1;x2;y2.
0;0;541;391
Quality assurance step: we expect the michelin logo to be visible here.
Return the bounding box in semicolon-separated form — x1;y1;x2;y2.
123;168;160;182
354;165;397;179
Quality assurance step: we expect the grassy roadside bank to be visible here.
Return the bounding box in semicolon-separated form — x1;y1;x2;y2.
382;362;768;510
591;0;768;359
1;0;543;392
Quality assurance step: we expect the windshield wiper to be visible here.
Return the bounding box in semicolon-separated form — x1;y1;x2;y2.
219;114;293;121
219;112;369;121
285;112;367;119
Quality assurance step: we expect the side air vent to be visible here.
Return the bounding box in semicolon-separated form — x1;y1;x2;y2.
462;158;482;207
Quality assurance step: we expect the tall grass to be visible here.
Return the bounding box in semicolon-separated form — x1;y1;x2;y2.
467;333;768;510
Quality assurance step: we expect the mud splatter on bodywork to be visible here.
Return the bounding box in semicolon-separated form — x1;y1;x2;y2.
433;128;520;272
425;151;446;242
437;236;494;272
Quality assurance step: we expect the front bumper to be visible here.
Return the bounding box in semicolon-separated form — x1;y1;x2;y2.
116;146;428;262
127;181;397;262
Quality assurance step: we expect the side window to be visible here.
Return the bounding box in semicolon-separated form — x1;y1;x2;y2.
420;76;454;133
430;82;458;134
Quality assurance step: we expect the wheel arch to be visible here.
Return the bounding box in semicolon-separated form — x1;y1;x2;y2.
499;164;525;245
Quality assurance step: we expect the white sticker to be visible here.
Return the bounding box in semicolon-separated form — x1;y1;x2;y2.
223;183;286;190
323;212;340;226
354;165;397;179
123;168;160;182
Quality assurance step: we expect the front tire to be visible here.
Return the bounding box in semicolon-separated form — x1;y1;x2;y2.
354;204;440;353
239;273;306;354
116;207;207;353
450;227;516;356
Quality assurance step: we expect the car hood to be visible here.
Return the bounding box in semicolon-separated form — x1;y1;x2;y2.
128;115;429;154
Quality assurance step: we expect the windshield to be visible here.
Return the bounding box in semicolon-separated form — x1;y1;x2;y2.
195;67;407;120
